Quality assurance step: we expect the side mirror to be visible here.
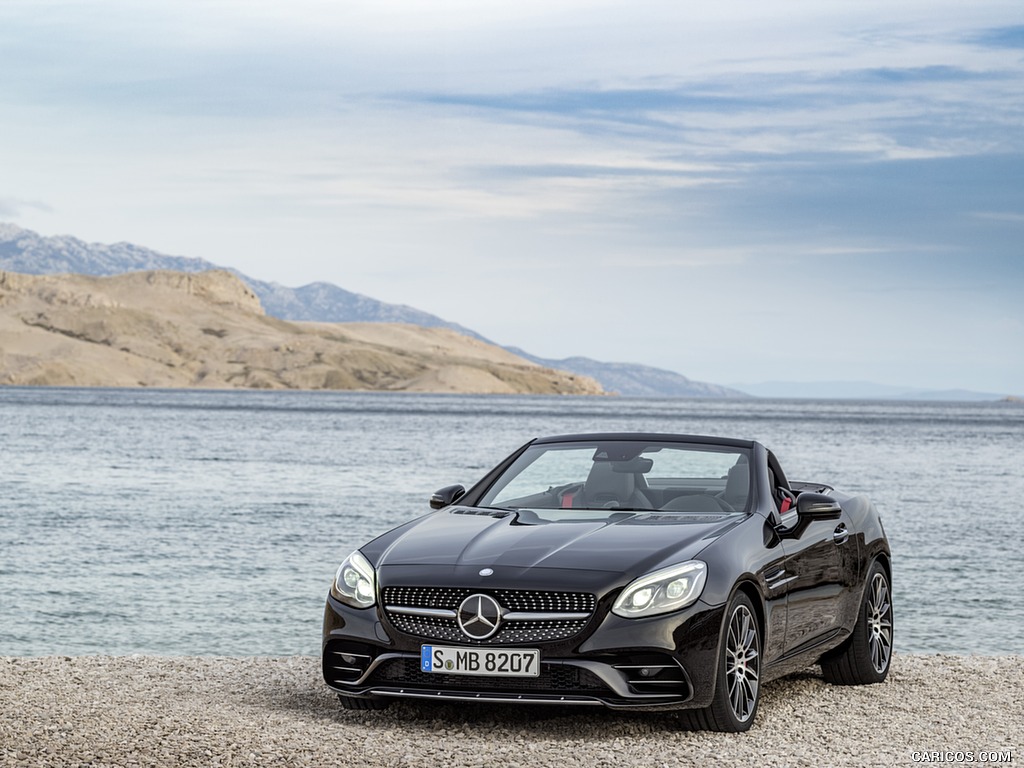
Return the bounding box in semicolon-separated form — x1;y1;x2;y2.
795;492;842;521
430;484;466;510
779;492;842;540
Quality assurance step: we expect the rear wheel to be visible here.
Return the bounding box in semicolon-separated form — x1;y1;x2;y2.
821;560;893;685
681;592;761;732
337;693;391;710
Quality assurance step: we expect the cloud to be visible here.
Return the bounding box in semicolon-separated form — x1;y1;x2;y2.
387;51;1023;169
407;87;781;119
0;196;52;218
1;0;1022;391
848;66;1003;84
971;211;1024;223
972;25;1024;49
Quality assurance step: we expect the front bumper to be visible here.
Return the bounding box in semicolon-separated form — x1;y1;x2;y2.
322;592;725;711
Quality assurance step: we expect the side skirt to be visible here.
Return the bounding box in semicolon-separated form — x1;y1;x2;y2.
761;627;849;682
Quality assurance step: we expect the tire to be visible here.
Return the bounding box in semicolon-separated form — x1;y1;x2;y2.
337;693;392;710
681;592;761;732
821;560;893;685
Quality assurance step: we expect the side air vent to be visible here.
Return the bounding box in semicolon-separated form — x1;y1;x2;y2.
323;640;378;685
612;654;690;697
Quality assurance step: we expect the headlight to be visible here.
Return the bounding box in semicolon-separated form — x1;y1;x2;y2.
330;550;377;609
612;561;707;618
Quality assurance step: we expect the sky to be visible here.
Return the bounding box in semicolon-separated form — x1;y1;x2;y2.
1;0;1022;393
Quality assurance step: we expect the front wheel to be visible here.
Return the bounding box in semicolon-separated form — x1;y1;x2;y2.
681;592;761;732
821;560;893;685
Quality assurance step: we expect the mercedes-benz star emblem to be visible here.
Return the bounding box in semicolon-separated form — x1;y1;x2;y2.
457;594;503;640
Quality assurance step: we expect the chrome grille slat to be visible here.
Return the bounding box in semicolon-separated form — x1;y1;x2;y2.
385;606;459;619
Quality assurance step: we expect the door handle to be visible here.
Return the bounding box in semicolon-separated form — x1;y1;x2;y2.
832;524;849;545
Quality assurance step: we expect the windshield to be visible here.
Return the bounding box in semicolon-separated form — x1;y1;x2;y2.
479;440;751;514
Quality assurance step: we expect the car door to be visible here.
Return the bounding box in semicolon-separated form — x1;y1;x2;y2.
764;452;856;655
776;508;850;653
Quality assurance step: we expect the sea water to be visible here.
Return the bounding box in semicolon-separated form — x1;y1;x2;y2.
1;387;1021;656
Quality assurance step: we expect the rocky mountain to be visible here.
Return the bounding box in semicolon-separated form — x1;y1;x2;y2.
0;223;743;397
242;277;487;340
507;348;747;398
0;222;482;335
0;269;603;394
0;223;213;275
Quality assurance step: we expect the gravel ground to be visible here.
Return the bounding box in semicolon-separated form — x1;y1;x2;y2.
1;654;1021;767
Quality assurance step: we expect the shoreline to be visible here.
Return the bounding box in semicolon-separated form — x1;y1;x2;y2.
4;383;1022;403
2;654;1021;767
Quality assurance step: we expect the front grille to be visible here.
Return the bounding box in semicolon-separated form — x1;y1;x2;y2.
369;658;608;693
381;587;597;645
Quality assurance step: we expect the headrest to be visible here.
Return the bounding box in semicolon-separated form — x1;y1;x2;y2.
584;461;635;499
724;463;750;506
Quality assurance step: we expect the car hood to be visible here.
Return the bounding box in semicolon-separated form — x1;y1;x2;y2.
373;506;742;578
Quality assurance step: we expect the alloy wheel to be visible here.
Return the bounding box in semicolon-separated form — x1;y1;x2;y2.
725;603;760;722
866;572;893;674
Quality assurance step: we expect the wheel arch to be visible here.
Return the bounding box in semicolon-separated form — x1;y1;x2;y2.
731;578;766;644
855;550;892;607
703;578;766;698
873;551;892;582
687;577;765;732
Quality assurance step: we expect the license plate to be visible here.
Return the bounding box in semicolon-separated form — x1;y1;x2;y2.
420;645;540;677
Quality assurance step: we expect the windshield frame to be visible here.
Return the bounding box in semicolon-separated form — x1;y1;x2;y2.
476;438;753;515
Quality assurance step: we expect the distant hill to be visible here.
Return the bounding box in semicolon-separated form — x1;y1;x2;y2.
0;222;483;337
508;348;747;398
0;223;743;397
0;269;603;394
735;380;1009;401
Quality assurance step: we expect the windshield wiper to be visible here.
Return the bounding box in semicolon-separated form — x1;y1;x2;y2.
574;507;646;512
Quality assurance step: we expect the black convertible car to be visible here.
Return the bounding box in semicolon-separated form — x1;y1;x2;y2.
322;433;892;731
